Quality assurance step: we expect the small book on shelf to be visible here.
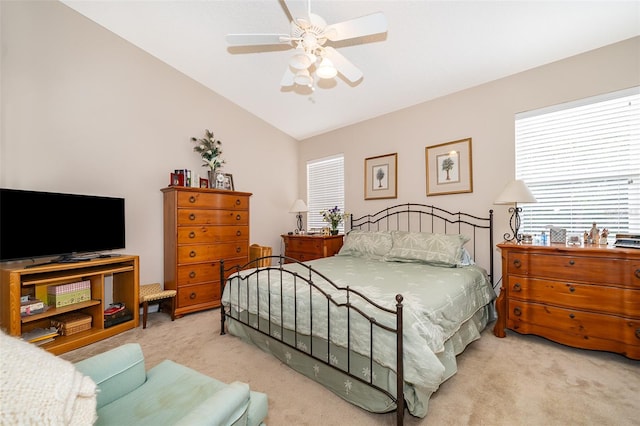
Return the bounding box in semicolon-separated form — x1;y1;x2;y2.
21;327;59;344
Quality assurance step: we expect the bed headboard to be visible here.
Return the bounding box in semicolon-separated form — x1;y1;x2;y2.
350;203;494;284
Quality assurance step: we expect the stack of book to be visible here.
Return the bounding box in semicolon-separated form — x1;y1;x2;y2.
21;327;59;346
104;302;132;328
20;296;45;317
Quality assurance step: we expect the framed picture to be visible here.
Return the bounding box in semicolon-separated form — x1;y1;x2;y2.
364;153;397;200
223;173;234;191
425;138;473;196
199;177;209;188
215;173;234;190
170;172;184;186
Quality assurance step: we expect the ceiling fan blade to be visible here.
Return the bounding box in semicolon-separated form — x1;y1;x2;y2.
324;12;388;41
323;46;363;83
281;67;295;87
283;0;311;25
226;34;290;46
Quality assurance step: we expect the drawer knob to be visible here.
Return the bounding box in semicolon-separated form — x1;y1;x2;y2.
235;199;241;205
236;247;241;253
636;328;640;340
189;271;196;278
513;283;522;292
189;250;196;258
513;307;522;316
513;259;521;269
189;213;196;221
635;269;640;279
236;230;241;236
189;231;196;239
569;260;575;266
190;292;197;300
569;286;575;293
569;313;575;319
236;214;241;221
189;196;196;203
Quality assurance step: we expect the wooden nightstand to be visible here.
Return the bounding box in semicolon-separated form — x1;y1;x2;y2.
493;242;640;360
281;234;344;262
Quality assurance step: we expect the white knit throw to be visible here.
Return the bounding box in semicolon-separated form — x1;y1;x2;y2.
0;331;97;425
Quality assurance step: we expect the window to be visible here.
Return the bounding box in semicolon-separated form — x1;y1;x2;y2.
516;87;640;238
307;155;345;232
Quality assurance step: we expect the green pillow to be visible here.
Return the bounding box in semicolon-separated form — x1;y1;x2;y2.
337;230;393;259
383;231;470;267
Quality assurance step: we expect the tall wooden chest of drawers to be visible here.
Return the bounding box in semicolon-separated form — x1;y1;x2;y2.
493;243;640;359
162;187;251;316
281;234;344;262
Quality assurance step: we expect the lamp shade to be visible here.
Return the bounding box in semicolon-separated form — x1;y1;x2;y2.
494;179;537;204
289;199;308;213
316;58;337;79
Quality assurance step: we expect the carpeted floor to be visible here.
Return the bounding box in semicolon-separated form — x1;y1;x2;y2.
61;309;639;425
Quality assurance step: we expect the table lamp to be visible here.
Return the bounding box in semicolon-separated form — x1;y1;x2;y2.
494;179;537;243
289;199;308;234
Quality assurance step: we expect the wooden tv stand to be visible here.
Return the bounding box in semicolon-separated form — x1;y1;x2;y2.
0;255;139;355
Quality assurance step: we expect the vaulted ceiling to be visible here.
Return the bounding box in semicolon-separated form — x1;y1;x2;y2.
61;1;640;140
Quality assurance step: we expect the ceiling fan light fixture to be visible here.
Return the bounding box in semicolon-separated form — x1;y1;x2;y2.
294;69;313;86
316;58;337;79
289;45;312;70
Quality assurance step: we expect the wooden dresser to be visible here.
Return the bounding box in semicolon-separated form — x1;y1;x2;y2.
281;234;344;262
494;243;640;359
162;187;251;316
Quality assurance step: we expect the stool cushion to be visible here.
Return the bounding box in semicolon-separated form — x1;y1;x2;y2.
140;283;176;303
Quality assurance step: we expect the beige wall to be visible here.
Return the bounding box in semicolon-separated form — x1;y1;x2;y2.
2;1;638;286
299;36;640;277
1;1;298;285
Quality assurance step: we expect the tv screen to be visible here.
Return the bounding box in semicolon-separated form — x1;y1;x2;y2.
0;188;125;262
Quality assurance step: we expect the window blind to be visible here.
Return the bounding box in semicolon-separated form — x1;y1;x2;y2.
516;87;640;238
307;155;345;232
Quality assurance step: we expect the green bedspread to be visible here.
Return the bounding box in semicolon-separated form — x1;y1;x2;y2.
222;255;495;417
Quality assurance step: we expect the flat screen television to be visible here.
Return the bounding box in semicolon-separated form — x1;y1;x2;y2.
0;188;125;262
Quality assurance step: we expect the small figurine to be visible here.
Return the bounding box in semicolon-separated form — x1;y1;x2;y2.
600;228;609;245
589;223;599;245
583;231;589;244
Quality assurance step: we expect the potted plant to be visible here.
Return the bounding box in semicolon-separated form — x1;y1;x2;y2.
191;129;224;186
320;206;349;235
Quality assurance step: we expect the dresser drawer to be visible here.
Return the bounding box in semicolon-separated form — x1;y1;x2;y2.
506;252;636;286
177;258;248;285
285;251;322;262
507;300;640;351
506;276;640;317
284;238;324;255
176;282;220;308
177;209;249;226
177;226;249;244
177;191;249;210
178;243;248;264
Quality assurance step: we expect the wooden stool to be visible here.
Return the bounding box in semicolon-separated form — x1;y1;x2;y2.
139;283;176;329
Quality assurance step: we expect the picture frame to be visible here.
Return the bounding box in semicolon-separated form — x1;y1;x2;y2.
425;138;473;196
199;177;209;188
170;172;184;187
216;173;234;190
364;153;397;200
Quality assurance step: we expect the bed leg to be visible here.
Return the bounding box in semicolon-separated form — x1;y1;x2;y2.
220;259;226;335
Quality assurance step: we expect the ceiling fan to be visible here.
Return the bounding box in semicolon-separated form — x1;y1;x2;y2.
225;0;388;88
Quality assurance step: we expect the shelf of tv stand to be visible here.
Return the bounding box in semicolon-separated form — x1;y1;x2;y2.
21;300;102;324
0;255;139;355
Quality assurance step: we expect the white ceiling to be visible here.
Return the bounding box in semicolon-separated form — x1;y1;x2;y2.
61;1;640;141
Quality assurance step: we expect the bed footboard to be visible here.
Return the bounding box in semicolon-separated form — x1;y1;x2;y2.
220;257;405;425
